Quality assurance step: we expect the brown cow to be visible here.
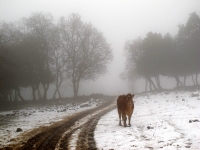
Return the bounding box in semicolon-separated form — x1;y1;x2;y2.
117;93;134;127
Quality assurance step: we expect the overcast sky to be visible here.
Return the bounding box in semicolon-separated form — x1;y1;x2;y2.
1;0;200;96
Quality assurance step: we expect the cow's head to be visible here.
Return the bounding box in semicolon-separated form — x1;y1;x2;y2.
126;93;134;99
126;93;134;106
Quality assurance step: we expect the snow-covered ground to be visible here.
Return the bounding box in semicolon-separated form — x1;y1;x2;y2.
0;98;103;147
1;91;200;149
95;91;200;150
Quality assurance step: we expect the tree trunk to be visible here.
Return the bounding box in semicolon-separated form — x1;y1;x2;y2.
147;78;152;91
40;82;48;100
57;72;63;99
174;76;182;87
11;90;14;101
43;90;47;100
37;84;42;100
183;76;187;87
192;75;196;86
57;89;61;99
151;79;157;90
53;75;59;99
72;78;80;99
53;73;63;99
147;77;157;91
52;88;57;99
195;73;199;85
145;79;148;92
14;89;18;101
155;76;162;90
17;88;25;101
74;88;78;99
53;87;60;99
42;83;49;100
73;81;78;99
9;91;12;101
31;85;37;101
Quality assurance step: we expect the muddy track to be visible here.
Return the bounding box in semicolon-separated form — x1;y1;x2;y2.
2;97;116;150
76;103;116;150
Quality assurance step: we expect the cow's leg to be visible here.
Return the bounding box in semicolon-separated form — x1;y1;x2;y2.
128;114;132;126
118;110;122;126
122;113;127;127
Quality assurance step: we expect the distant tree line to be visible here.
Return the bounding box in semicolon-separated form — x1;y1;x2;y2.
0;12;112;101
123;12;200;91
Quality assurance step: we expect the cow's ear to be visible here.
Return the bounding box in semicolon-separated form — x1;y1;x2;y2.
132;94;135;98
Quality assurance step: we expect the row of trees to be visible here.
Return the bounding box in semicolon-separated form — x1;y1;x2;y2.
123;12;200;91
0;13;112;101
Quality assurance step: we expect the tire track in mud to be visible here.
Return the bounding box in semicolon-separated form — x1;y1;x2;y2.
76;104;116;150
2;97;116;150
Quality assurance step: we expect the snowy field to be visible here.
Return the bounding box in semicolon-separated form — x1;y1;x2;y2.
95;91;200;150
0;98;104;147
0;91;200;149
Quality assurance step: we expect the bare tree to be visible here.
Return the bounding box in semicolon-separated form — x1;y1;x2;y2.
49;26;67;99
59;14;113;98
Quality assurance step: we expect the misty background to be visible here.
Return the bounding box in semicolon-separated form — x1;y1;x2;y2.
0;0;200;101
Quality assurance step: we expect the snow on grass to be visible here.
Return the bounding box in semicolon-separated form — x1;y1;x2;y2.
95;91;200;150
0;98;103;147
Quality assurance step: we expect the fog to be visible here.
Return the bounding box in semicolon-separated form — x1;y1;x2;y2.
1;0;200;97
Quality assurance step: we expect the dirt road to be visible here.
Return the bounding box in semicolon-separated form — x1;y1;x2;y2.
1;97;116;150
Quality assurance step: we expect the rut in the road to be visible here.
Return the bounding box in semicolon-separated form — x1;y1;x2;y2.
4;96;115;150
76;104;116;150
58;100;116;150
